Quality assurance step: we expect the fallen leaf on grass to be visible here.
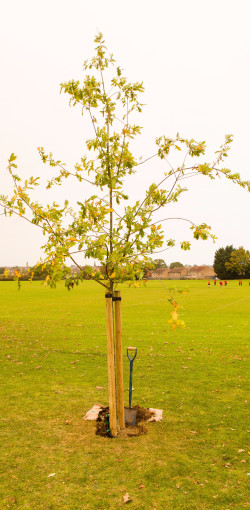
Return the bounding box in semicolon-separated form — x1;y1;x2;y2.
35;366;41;370
123;493;132;504
47;473;56;478
138;484;145;489
238;449;245;453
96;386;105;390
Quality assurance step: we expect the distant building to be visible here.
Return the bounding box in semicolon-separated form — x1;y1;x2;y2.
70;265;81;275
186;265;216;280
147;267;171;279
168;266;189;279
146;265;216;280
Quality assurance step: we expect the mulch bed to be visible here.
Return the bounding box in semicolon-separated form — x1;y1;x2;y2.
96;405;153;438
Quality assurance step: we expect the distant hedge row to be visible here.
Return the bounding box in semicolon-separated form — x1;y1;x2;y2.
0;276;46;281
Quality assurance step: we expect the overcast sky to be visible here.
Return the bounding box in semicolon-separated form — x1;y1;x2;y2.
0;0;249;267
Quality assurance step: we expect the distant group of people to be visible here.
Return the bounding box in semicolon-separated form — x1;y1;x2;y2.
208;280;227;286
207;279;249;286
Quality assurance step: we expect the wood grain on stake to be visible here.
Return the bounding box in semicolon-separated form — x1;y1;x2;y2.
114;290;125;430
105;294;117;437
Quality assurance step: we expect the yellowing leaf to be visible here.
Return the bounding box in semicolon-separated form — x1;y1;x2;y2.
14;270;21;278
110;271;116;278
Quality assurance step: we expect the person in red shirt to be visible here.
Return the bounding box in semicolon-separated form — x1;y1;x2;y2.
208;280;210;287
220;281;223;286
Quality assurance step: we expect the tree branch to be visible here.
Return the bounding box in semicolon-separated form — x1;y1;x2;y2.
0;203;44;229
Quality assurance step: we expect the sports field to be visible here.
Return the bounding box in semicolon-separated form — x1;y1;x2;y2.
0;280;249;509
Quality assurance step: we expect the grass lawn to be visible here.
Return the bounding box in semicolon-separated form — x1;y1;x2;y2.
0;280;249;509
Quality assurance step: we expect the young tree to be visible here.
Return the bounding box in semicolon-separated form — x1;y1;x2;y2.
225;247;250;278
1;33;249;435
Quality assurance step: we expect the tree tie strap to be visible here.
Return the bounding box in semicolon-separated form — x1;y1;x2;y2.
105;293;113;298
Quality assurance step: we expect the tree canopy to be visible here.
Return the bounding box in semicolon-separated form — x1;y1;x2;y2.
169;262;184;270
213;245;236;279
225;247;250;278
1;33;250;307
153;259;168;269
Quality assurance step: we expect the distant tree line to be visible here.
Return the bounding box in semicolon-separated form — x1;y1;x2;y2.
0;265;95;281
0;260;153;282
152;259;184;269
213;245;250;279
2;250;249;282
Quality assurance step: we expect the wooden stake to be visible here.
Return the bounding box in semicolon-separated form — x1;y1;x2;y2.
105;293;117;437
114;290;125;430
